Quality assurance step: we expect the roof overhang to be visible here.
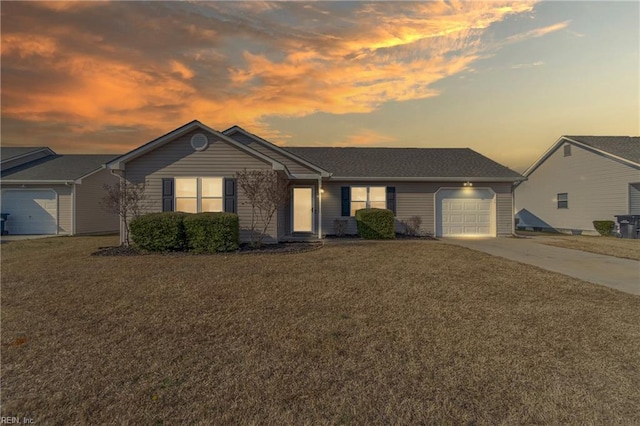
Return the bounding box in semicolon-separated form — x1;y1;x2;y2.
223;126;332;177
105;121;290;174
0;179;75;185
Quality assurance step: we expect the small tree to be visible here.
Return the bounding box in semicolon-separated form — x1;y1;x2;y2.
235;169;290;247
100;180;146;246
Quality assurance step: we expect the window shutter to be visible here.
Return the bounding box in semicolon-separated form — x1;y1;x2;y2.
162;178;174;212
224;178;237;213
341;186;351;217
386;186;396;214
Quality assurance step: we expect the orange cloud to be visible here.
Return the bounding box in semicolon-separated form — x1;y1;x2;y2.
1;1;553;152
1;34;58;58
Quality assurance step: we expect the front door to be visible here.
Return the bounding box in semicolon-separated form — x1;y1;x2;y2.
292;187;313;233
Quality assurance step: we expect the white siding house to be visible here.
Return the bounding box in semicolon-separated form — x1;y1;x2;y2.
515;136;640;235
0;147;120;235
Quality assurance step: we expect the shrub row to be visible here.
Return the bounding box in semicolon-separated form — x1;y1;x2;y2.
130;212;239;253
355;208;395;239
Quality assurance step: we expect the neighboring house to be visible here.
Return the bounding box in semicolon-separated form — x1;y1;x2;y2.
1;147;120;235
106;120;524;243
515;135;640;235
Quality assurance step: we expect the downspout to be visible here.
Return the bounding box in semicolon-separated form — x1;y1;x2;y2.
110;169;126;245
512;182;517;236
318;176;323;239
71;183;76;235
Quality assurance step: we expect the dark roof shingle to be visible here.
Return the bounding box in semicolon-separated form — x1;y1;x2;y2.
0;147;50;162
2;155;118;181
565;136;640;164
284;147;522;179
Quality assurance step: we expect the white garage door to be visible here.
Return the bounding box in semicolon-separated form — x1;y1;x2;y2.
1;190;58;234
438;189;495;237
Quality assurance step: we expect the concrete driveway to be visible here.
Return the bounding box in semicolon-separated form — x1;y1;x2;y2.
443;237;640;296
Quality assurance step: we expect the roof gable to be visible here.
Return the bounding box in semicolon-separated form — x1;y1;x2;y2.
564;136;640;164
222;126;330;177
523;135;640;177
106;121;289;173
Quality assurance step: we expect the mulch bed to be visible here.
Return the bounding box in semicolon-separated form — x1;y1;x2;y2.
325;234;438;241
92;234;437;257
92;241;323;256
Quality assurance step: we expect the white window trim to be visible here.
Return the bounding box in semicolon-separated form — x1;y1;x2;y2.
350;186;386;216
175;177;224;213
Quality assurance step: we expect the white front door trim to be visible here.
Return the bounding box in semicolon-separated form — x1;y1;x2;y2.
292;186;314;233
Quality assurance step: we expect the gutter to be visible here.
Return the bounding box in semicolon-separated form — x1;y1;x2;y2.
327;176;526;183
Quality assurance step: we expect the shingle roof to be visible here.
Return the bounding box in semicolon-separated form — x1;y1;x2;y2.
0;146;51;162
2;155;118;181
283;147;523;179
564;136;640;164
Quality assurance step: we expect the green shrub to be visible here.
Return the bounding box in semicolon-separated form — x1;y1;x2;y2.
130;212;188;252
184;212;239;253
593;220;615;236
355;208;395;239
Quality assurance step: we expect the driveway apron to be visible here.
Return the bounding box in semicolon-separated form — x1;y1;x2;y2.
443;237;640;296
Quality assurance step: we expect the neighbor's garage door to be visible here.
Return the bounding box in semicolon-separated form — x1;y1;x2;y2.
438;189;494;237
1;190;58;234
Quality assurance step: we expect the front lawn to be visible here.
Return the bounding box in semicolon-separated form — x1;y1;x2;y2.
1;236;639;424
528;234;640;261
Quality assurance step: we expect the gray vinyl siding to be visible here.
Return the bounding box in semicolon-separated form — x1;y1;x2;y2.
321;181;513;237
1;150;52;172
516;143;640;234
629;183;640;214
229;133;319;175
124;129;278;243
0;184;72;234
496;190;514;236
75;169;120;234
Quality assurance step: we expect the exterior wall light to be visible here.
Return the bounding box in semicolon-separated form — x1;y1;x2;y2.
463;181;473;187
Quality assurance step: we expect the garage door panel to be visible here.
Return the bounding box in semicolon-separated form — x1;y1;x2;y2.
439;192;494;237
2;190;58;235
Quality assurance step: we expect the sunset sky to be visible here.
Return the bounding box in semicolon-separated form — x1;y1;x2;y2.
1;1;638;172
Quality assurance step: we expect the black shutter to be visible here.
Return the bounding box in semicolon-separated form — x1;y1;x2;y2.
341;186;351;217
162;178;174;212
386;186;396;214
224;178;237;213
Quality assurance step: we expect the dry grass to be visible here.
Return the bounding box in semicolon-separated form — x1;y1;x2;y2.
2;236;639;425
531;234;640;261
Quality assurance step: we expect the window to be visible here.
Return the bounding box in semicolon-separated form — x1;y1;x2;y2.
350;186;386;216
557;193;568;209
175;177;223;213
563;144;571;157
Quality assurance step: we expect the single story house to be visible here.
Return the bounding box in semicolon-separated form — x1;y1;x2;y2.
1;147;120;235
105;120;525;243
515;135;640;235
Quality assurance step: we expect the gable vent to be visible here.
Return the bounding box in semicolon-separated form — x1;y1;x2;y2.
191;133;209;151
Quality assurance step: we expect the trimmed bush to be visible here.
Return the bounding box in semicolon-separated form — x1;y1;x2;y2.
593;220;615;236
130;212;188;252
184;212;239;253
355;208;395;239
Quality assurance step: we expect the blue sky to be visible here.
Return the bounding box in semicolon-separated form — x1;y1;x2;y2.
1;1;638;171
